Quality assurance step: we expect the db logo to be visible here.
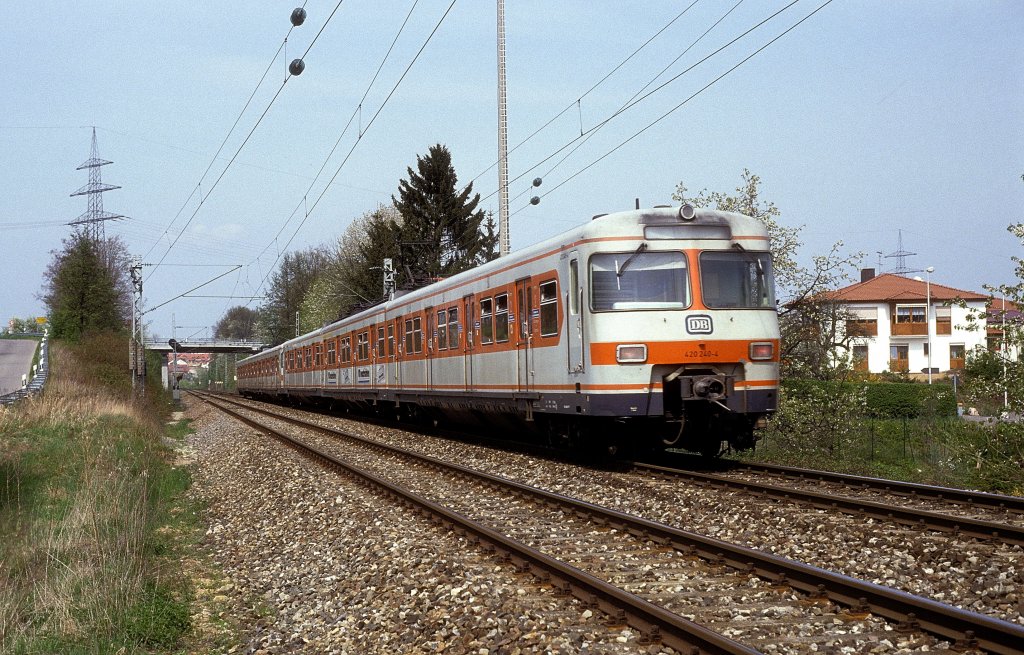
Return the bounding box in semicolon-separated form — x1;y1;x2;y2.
686;315;713;334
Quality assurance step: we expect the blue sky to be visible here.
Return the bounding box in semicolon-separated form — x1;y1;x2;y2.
1;1;1022;340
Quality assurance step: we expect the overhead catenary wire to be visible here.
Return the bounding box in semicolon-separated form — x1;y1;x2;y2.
149;0;346;281
248;0;460;305
482;0;798;207
248;0;423;271
512;0;835;217
464;0;704;191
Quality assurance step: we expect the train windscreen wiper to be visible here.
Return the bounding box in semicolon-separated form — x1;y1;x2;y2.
617;242;648;277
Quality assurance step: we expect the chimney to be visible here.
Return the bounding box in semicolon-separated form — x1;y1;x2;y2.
861;268;876;283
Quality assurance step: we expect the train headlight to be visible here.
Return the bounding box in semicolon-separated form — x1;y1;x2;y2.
678;204;696;221
616;344;647;363
749;342;774;361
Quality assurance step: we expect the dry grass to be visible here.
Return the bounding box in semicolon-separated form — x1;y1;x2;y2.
0;337;184;653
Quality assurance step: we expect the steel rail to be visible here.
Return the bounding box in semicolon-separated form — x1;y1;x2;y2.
728;460;1024;513
191;391;759;655
632;462;1024;545
198;392;1024;655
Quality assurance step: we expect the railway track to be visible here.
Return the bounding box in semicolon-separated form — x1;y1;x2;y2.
192;391;1023;654
631;461;1024;546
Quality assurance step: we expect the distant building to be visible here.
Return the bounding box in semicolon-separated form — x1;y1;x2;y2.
828;270;990;376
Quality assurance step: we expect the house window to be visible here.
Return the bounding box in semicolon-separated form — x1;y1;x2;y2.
936;306;952;335
846;307;878;337
889;344;909;372
852;345;868;372
895;305;926;323
437;310;448;351
480;298;494;344
495;293;510;343
950;344;966;370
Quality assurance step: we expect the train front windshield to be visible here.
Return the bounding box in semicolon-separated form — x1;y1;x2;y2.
590;250;690;310
699;251;775;309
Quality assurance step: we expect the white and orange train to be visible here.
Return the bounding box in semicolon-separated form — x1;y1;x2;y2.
236;204;780;456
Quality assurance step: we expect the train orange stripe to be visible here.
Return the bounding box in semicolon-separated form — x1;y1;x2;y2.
590;339;780;366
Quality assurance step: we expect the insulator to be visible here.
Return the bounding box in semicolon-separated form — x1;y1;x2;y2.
290;8;307;26
530;196;540;206
532;177;542;187
289;58;305;76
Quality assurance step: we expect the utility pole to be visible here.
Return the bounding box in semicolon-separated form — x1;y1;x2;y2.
496;0;510;257
129;258;145;392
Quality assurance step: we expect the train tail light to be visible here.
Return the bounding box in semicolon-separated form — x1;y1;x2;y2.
616;344;647;363
749;342;774;361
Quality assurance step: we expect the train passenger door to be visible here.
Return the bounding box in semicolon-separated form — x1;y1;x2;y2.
388;320;399;387
425;306;434;389
515;277;532;392
462;294;474;391
566;253;585;373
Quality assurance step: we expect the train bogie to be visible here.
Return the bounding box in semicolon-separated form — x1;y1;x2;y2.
237;205;780;456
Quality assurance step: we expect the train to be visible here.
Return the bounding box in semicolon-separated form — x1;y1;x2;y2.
236;204;780;456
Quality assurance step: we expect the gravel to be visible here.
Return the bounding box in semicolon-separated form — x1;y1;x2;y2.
265;402;1024;627
183;398;681;654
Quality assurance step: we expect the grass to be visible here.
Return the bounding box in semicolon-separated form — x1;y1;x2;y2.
747;414;1024;495
0;332;203;654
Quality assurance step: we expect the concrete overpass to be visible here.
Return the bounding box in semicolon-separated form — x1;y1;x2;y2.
144;338;268;355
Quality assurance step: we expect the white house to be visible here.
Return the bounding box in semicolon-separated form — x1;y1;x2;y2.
830;271;989;376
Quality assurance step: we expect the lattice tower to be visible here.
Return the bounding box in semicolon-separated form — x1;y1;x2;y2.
69;127;128;242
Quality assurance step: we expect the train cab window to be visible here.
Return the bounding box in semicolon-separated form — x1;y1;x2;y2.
341;336;352;363
447;308;459;350
591;250;690;311
699;251;775;309
495;293;510;343
540;280;558;336
376;326;385;358
437;310;448;351
357;332;370;361
480;298;494;344
327;339;337;366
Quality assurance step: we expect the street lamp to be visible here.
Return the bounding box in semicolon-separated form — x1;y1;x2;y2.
925;267;934;384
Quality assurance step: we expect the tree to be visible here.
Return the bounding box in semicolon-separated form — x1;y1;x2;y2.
392;144;494;286
213;306;258;341
674;169;863;380
39;232;131;340
257;247;331;345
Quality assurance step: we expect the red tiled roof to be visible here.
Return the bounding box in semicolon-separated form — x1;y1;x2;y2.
829;273;989;303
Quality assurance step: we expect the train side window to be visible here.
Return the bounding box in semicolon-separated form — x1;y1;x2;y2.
412;317;423;353
404;319;413;354
447;308;459;350
387;324;395;357
305;347;312;369
376;326;385;358
437;310;447;351
495;293;509;343
569;260;579;315
357;332;369;360
480;298;494;344
327;339;337;366
341;336;352;363
540;280;558;336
